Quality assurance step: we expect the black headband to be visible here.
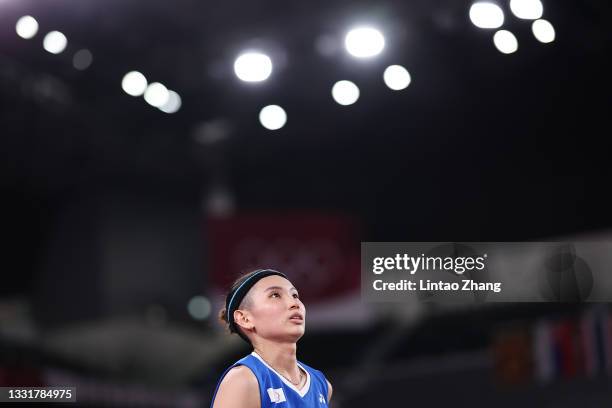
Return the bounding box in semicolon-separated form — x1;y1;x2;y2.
225;269;287;338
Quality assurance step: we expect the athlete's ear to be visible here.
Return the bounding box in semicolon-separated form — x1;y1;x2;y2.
233;309;254;331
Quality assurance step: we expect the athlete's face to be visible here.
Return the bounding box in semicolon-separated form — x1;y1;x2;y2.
244;275;306;342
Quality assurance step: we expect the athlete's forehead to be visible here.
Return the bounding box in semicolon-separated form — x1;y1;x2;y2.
250;275;297;293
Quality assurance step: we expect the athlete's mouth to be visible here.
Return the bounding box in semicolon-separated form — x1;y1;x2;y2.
289;313;304;322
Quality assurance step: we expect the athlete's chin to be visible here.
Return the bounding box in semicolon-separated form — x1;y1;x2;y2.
290;324;305;334
286;326;305;341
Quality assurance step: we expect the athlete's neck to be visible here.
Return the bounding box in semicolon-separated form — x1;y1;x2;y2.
253;340;301;382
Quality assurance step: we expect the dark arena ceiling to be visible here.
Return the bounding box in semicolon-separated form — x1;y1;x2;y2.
1;0;611;295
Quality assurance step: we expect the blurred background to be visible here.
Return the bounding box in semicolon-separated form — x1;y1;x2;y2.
1;0;611;406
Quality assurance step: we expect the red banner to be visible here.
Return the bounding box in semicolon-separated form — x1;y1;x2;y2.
207;212;361;303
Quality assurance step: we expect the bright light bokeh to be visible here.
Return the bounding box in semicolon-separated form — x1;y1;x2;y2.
43;31;67;54
144;82;169;107
532;19;556;43
121;71;148;96
493;30;519;54
234;52;273;82
469;2;505;29
332;80;360;105
345;27;385;58
16;16;38;39
259;105;287;130
383;65;412;91
159;90;182;114
509;0;544;20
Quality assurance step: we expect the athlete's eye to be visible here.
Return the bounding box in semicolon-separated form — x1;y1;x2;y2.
292;293;300;299
270;292;280;298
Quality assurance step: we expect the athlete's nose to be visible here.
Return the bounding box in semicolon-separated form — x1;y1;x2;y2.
289;296;301;309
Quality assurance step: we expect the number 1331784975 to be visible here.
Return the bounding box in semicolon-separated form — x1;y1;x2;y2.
6;387;73;401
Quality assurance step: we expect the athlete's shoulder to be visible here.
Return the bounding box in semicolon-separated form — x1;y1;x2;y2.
211;365;259;408
326;378;333;403
225;364;259;383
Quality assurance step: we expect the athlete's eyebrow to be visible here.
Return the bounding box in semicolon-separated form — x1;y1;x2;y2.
264;286;298;292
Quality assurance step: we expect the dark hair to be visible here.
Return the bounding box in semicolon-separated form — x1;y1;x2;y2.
219;270;258;340
219;269;286;343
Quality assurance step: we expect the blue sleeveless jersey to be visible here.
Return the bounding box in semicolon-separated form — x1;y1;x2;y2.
210;352;329;407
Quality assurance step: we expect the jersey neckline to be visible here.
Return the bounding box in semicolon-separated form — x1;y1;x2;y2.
251;351;311;398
